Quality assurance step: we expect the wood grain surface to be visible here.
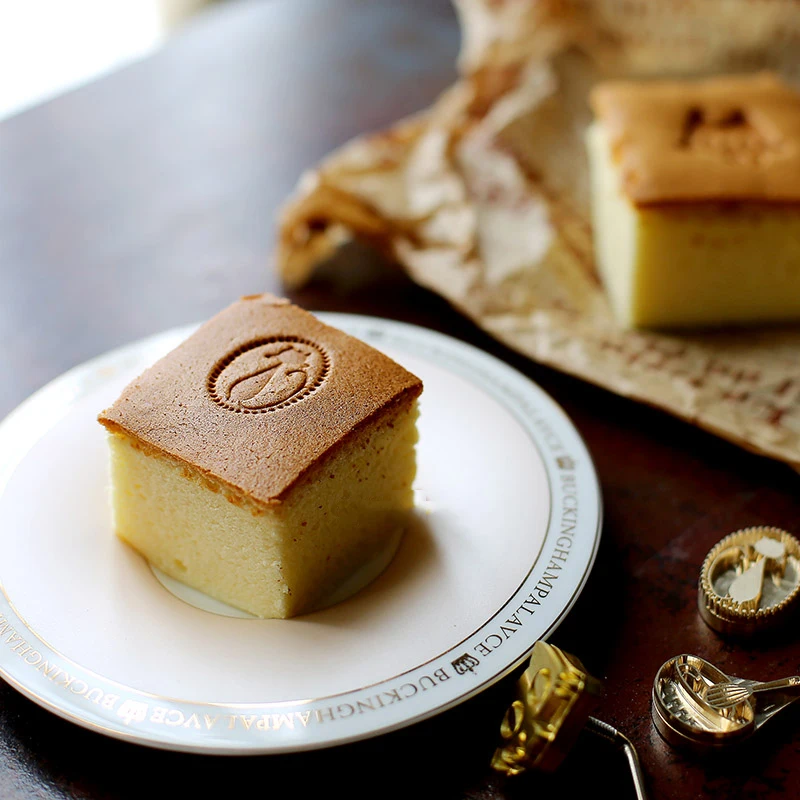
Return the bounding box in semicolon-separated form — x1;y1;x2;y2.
1;1;799;798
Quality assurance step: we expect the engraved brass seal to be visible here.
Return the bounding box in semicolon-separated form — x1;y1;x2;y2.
491;641;602;775
652;653;800;753
209;337;329;413
698;526;800;636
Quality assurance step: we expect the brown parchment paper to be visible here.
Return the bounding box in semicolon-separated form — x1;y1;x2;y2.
276;0;800;471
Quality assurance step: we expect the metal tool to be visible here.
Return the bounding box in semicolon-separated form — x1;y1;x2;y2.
584;716;648;800
492;640;648;799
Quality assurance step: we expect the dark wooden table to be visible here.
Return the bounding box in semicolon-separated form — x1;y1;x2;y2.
1;1;799;797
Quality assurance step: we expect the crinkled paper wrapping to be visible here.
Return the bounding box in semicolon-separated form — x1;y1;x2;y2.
276;0;800;471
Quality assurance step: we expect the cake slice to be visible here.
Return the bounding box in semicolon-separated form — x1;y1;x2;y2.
586;72;800;329
98;294;422;618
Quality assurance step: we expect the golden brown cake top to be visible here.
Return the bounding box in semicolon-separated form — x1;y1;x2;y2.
98;294;422;507
590;72;800;205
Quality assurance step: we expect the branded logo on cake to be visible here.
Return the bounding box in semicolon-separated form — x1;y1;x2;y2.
680;107;783;165
209;338;329;412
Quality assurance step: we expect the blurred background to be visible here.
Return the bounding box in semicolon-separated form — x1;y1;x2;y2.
0;0;220;120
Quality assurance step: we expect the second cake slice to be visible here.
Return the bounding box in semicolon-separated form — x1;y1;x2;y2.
586;72;800;329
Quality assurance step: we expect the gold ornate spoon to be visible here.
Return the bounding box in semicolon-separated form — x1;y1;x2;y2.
705;675;800;709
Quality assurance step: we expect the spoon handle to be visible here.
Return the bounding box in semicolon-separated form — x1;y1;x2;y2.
752;676;800;695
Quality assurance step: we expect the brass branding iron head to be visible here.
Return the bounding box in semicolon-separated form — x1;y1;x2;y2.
491;640;601;775
492;640;648;799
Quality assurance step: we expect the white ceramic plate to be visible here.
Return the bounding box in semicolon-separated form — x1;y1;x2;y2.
0;314;602;754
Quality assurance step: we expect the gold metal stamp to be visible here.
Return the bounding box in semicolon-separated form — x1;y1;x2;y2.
698;526;800;635
492;641;647;799
652;653;800;752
